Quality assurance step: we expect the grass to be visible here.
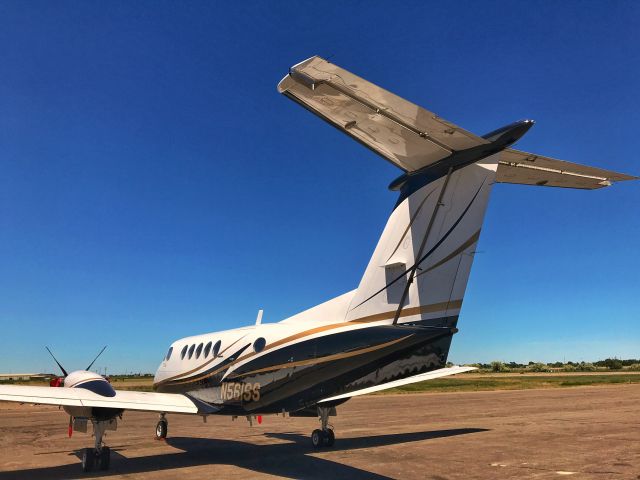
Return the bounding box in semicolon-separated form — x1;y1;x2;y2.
4;373;640;394
378;373;640;394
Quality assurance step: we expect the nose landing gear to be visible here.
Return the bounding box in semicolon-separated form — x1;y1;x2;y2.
311;406;336;448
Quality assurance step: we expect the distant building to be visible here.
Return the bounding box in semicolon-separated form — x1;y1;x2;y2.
0;373;52;381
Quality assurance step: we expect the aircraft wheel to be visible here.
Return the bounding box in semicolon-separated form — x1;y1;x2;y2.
98;446;111;470
81;448;95;472
156;419;168;439
324;428;335;447
311;429;323;448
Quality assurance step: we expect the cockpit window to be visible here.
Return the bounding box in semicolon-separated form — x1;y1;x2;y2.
195;343;203;359
188;344;195;359
203;341;212;358
253;337;266;353
180;345;188;360
213;340;221;357
165;347;173;361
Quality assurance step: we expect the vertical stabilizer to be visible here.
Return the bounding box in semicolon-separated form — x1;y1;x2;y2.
345;155;499;327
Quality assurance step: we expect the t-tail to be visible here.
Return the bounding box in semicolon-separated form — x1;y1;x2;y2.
278;56;636;366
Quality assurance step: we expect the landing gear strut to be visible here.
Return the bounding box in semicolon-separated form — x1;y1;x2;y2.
81;420;111;472
311;406;335;448
155;413;168;440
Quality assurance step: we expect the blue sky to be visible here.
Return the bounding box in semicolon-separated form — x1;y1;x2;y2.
0;1;638;374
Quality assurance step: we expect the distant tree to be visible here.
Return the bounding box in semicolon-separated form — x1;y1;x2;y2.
562;364;577;372
550;361;564;368
627;363;640;371
491;361;509;373
527;362;549;372
577;362;596;372
602;358;623;370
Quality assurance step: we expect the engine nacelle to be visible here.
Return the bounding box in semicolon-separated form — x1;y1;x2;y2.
62;370;122;421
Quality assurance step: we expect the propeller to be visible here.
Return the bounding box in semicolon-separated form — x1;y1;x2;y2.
45;345;108;377
45;346;69;377
86;345;107;371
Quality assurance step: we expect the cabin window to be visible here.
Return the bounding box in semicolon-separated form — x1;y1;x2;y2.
188;344;195;359
165;347;173;361
253;337;266;353
203;341;212;358
195;343;203;359
180;345;188;360
213;340;221;357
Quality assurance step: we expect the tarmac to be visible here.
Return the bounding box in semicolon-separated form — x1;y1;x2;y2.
0;384;638;479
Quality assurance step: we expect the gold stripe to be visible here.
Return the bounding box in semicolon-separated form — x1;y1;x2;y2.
416;230;481;278
154;335;246;386
224;334;413;379
158;299;462;386
65;376;104;388
349;299;463;324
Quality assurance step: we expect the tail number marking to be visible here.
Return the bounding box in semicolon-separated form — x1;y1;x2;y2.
221;382;260;402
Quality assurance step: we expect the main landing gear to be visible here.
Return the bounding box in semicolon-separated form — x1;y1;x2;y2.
81;420;111;472
155;413;168;440
311;406;335;448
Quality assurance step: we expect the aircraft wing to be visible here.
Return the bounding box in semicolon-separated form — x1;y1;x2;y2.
278;56;487;172
318;365;476;403
497;148;637;189
0;385;201;414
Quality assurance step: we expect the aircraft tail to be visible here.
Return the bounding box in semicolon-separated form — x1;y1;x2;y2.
278;54;636;384
344;156;498;331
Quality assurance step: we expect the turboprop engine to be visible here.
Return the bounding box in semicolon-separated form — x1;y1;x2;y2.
45;346;123;430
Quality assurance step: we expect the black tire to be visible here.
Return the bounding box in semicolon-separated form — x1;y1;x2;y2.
81;448;94;472
156;420;168;439
325;428;335;447
99;446;111;470
311;429;323;448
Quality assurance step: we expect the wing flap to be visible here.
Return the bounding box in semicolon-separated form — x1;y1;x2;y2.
0;385;199;414
497;149;637;189
278;56;487;172
318;365;476;403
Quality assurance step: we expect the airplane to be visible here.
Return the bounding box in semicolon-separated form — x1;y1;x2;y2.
0;55;636;473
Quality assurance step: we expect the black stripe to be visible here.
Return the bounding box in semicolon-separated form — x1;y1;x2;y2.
351;179;485;310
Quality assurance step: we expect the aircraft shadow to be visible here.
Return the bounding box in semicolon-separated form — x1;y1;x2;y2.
0;428;488;480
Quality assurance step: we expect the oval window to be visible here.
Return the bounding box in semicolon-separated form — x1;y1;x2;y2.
165;347;173;361
253;337;266;353
195;343;203;359
188;344;195;359
213;340;221;357
203;341;212;358
180;345;188;360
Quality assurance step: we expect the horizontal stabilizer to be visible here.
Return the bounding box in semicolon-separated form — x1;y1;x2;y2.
497;149;637;189
318;365;476;403
278;56;487;172
0;385;201;414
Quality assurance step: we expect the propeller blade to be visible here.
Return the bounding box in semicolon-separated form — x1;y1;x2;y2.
45;346;69;377
86;345;107;371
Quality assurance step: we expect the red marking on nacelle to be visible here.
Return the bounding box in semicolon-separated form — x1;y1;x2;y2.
257;415;262;425
68;417;73;438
